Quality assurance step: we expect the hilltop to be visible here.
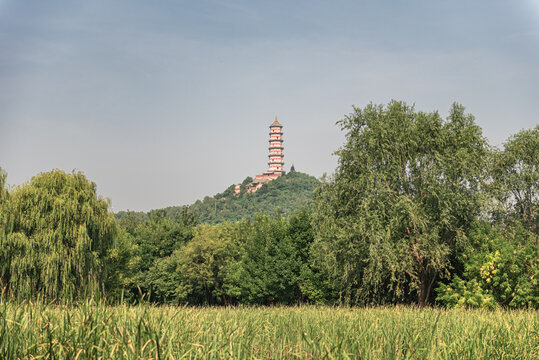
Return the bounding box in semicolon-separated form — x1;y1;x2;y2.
116;171;319;224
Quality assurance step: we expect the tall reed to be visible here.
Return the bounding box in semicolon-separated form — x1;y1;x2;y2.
0;296;537;359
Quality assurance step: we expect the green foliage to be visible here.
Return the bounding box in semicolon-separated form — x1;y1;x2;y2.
437;276;498;309
437;222;538;308
104;228;139;301
215;184;236;198
313;101;488;306
241;176;253;186
440;126;539;309
491;125;539;239
0;170;118;302
235;214;300;304
169;222;244;304
288;208;337;304
144;222;245;304
125;207;324;306
220;209;334;305
115;210;149;226
163;171;319;224
119;207;197;302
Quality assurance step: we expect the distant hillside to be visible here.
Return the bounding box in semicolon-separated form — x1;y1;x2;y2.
116;171;319;224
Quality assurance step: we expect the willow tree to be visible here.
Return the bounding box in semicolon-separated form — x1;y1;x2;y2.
0;169;117;302
313;101;487;306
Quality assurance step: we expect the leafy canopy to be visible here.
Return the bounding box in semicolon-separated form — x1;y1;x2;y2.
0;170;118;302
313;101;488;306
491;125;539;239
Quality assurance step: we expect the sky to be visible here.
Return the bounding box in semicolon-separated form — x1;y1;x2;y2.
1;0;538;212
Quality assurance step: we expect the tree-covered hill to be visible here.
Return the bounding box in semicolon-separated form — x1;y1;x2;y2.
116;171;319;224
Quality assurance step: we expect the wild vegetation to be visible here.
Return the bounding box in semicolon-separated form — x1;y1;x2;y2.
0;101;536;309
0;299;536;359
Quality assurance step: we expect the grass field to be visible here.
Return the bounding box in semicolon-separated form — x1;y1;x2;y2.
0;300;537;359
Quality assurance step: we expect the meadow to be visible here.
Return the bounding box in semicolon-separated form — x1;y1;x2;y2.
0;300;537;359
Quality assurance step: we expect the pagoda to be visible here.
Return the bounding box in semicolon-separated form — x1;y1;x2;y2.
242;117;285;193
255;116;284;180
266;117;285;175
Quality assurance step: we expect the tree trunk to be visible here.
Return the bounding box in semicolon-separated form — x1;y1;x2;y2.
418;277;428;307
417;270;436;307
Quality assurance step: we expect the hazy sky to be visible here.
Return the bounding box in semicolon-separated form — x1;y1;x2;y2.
1;0;538;211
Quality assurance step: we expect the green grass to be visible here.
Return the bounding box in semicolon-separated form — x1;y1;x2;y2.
0;300;537;359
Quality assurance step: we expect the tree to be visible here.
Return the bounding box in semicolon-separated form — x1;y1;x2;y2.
313;101;488;306
287;207;336;303
437;126;539;309
437;222;538;308
104;227;139;302
237;214;300;304
0;170;118;302
144;222;244;304
491;126;539;242
176;223;244;304
120;207;196;300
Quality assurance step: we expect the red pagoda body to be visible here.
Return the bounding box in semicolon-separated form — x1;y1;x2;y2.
254;117;284;182
237;117;285;194
266;117;285;175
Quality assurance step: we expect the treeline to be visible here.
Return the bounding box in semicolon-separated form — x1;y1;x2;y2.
117;208;327;305
115;170;319;224
0;101;537;308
